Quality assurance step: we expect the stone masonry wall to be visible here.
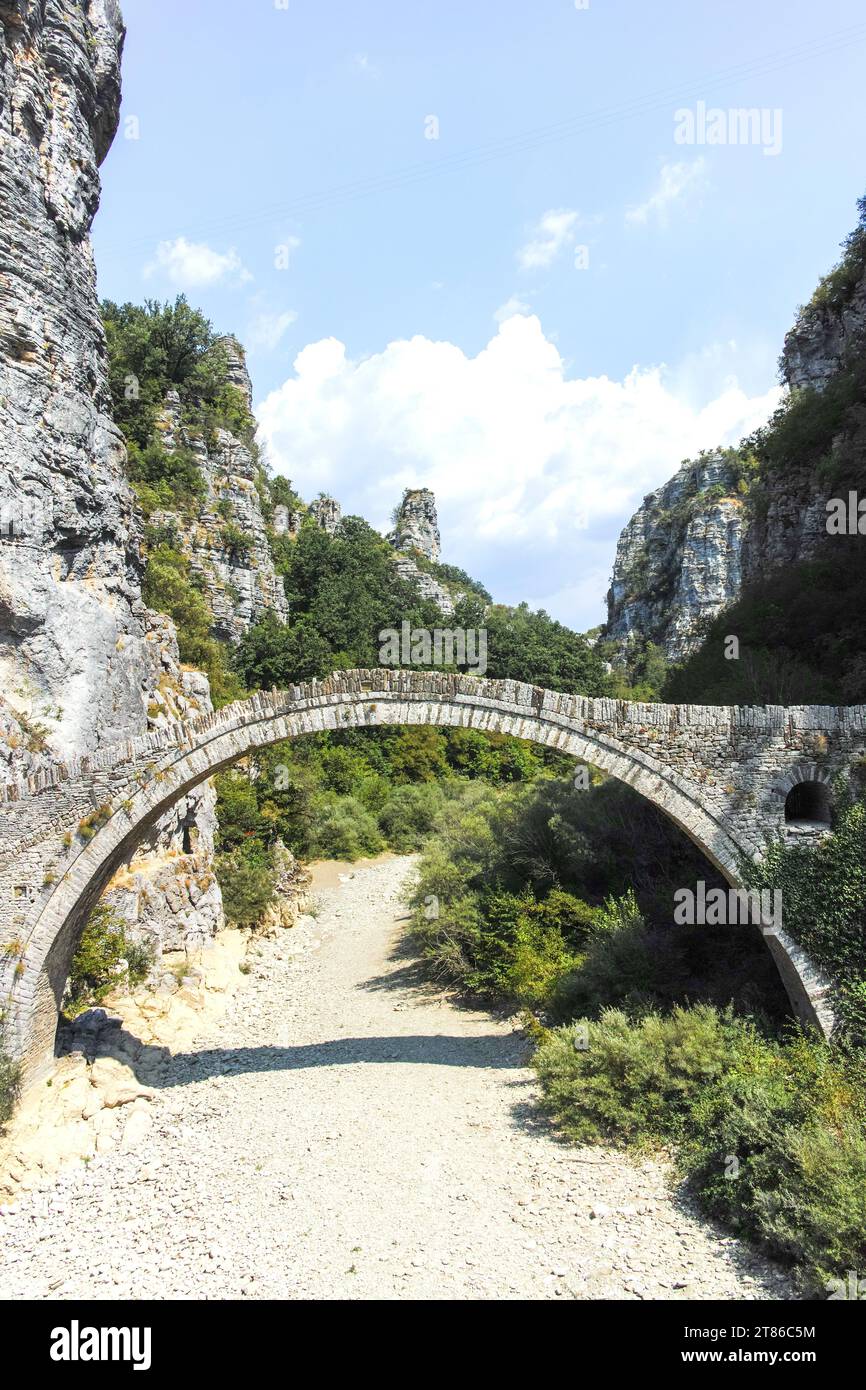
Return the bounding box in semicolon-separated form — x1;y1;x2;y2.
2;672;864;1072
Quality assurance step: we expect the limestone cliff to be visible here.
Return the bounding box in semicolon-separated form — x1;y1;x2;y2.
149;352;289;645
605;453;746;662
387;488;463;617
605;215;866;666
781;265;866;391
742;255;866;582
0;0;158;760
389;488;441;560
0;1;223;963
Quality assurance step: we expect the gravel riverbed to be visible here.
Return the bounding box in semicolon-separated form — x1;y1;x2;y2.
0;855;795;1300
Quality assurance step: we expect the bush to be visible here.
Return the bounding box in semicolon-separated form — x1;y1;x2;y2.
409;866;597;1004
495;889;594;1006
305;793;384;861
127;440;205;517
550;890;660;1018
534;1005;866;1290
65;904;153;1016
142;544;244;707
534;1004;744;1147
215;846;276;927
377;782;447;852
802;192;866;316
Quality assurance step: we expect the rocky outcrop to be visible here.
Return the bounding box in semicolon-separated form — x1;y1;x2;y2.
781;273;866;391
0;2;223;961
261;841;312;930
150;385;289;643
389;487;441;561
606;454;745;662
273;502;303;537
739;464;829;584
606;244;866;661
391;554;459;618
309;494;341;535
214;334;253;408
742;261;866;581
387;487;463;615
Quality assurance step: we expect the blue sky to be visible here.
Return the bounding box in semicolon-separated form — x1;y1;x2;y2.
93;0;866;631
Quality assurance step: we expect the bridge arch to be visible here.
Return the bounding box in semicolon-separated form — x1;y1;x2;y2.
2;670;849;1080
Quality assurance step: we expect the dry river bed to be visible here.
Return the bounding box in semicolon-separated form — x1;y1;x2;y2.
0;855;795;1300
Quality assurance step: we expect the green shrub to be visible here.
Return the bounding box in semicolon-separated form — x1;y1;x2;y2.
550;890;660;1018
142;544;244;707
220;521;252;558
803;193;866;315
377;782;447;852
215;846;277;927
305;793;383;860
534;1004;744;1147
534;1005;866;1290
65;904;154;1016
409;869;597;1004
127;440;205;517
497;890;593;1006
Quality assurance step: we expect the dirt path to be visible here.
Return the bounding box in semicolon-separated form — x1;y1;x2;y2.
0;856;794;1300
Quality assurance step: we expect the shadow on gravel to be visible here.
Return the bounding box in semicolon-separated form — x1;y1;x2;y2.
62;1024;526;1089
359;928;522;1023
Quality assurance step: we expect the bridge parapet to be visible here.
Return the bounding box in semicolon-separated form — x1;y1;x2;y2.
1;672;864;1078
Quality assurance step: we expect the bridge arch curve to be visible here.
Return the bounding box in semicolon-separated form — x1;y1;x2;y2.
2;670;850;1079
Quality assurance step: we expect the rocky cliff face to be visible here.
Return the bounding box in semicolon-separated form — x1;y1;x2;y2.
606;241;866;663
781;274;866;391
387;487;462;616
150;359;289;645
741;262;866;582
605;453;745;662
0;0;160;760
389;487;441;561
0;1;223;962
308;494;341;535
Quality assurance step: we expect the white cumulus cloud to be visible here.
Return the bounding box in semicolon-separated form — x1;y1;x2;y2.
517;209;582;270
144;237;252;288
625;158;708;227
256;312;781;630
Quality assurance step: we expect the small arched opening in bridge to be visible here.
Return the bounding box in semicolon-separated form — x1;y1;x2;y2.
784;779;832;829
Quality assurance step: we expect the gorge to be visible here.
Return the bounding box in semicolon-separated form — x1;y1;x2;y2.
1;0;866;1306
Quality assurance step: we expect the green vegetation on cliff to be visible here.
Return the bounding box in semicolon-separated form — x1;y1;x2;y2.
802;192;866;316
103;296;256;451
64;904;154;1018
0;1008;20;1133
103;296;261;704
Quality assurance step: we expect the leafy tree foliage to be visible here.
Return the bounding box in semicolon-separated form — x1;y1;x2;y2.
65;904;153;1016
102;296;237;446
665;541;866;705
473;602;610;695
142;545;244;706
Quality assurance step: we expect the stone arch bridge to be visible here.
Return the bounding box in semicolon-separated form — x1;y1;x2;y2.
2;670;864;1082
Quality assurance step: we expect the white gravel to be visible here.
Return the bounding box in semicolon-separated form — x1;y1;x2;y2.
0;855;795;1300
